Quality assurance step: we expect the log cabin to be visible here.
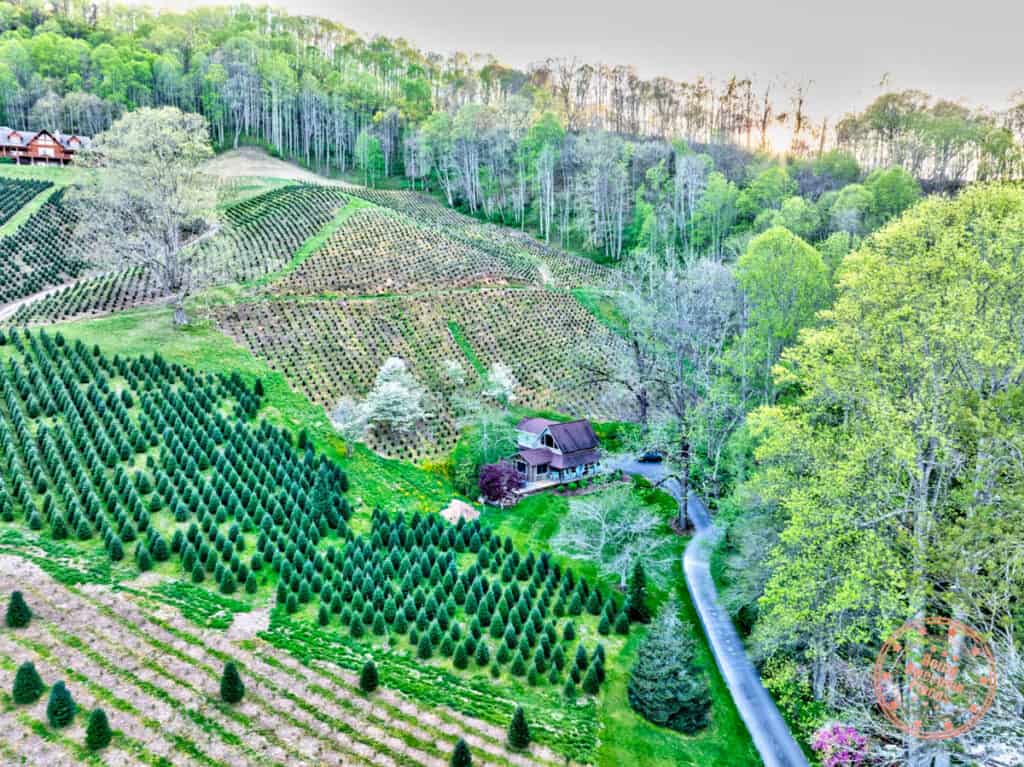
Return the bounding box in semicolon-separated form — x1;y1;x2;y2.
0;128;90;165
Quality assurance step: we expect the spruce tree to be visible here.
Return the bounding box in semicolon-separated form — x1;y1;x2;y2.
507;706;531;750
453;641;469;670
627;599;710;733
5;591;31;628
359;660;379;693
417;632;433;659
46;681;76;727
582;664;601;695
220;662;245;704
86;708;112;750
12;661;44;704
474;640;490;667
450;738;472;767
627;560;652;623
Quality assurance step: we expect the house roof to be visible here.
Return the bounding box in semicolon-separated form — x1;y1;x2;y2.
0;127;90;150
514;447;600;470
515;417;558;434
515;447;554;466
548;419;599;453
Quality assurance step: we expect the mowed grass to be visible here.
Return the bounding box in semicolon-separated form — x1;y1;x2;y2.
482;491;761;767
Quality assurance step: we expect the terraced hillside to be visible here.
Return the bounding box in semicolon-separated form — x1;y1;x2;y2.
0;554;568;767
0;188;91;308
0;325;638;765
5;184;349;324
341;187;614;290
214;289;628;460
0;177;51;228
273;207;536;295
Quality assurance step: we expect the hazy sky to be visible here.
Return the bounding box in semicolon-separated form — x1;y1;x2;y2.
149;0;1023;118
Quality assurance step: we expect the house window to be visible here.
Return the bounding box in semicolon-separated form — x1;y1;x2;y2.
515;461;526;474
542;434;555;448
537;463;549;475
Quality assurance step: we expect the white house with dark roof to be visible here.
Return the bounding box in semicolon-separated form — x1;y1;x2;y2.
511;417;601;484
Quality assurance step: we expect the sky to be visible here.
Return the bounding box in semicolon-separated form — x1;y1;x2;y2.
145;0;1023;120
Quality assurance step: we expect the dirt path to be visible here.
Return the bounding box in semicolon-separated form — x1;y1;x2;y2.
205;147;356;188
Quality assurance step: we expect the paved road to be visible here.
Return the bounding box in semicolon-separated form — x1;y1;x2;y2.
611;457;809;767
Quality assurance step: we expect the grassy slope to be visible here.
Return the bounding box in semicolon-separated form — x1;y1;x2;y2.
46;308;453;516
482;492;760;767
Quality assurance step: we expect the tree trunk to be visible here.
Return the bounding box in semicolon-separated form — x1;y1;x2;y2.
676;435;691;529
173;298;188;326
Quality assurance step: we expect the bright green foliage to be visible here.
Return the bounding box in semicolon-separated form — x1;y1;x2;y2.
737;166;796;222
220;662;245;704
628;600;709;733
46;681;77;728
864;166;921;228
5;591;31;628
749;185;1024;713
86;708;112;750
12;661;44;704
734;226;830;399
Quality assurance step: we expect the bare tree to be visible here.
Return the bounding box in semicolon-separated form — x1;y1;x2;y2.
552;485;676;588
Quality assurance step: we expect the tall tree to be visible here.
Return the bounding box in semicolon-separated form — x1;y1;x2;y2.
68;107;216;325
627;599;710;733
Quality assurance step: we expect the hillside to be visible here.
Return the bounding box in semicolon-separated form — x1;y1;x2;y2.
0;148;763;767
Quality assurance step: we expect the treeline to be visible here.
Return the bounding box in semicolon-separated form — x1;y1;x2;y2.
0;0;1021;194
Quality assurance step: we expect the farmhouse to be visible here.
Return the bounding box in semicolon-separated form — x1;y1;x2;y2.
0;127;90;164
511;417;601;484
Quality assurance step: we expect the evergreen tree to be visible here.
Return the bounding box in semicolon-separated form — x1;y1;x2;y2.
450;738;472;767
582;664;601;695
5;591;31;628
46;681;76;727
507;706;531;750
453;641;469;669
220;662;245;704
417;632;433;659
474;640;490;667
86;708;112;750
359;660;379;693
627;560;651;623
12;661;44;704
627;599;710;733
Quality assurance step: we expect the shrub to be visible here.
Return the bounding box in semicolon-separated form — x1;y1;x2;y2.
450;738;472;767
5;591;31;628
507;706;531;750
220;662;245;704
627;560;652;623
12;661;44;704
47;681;76;727
359;660;379;693
478;462;524;503
86;708;112;750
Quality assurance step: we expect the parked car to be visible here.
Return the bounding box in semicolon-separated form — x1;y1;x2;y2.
637;449;664;463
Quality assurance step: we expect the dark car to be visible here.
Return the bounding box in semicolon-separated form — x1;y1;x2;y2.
638;450;664;463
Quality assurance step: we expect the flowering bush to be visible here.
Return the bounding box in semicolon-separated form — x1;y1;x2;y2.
811;723;867;767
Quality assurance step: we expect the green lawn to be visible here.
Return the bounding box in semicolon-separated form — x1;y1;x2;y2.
481;490;760;767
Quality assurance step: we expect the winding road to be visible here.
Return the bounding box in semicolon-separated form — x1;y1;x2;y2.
613;458;809;767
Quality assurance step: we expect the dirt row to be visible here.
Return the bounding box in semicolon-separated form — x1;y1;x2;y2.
0;556;561;767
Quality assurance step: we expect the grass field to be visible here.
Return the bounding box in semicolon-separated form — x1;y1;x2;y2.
482;491;760;767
